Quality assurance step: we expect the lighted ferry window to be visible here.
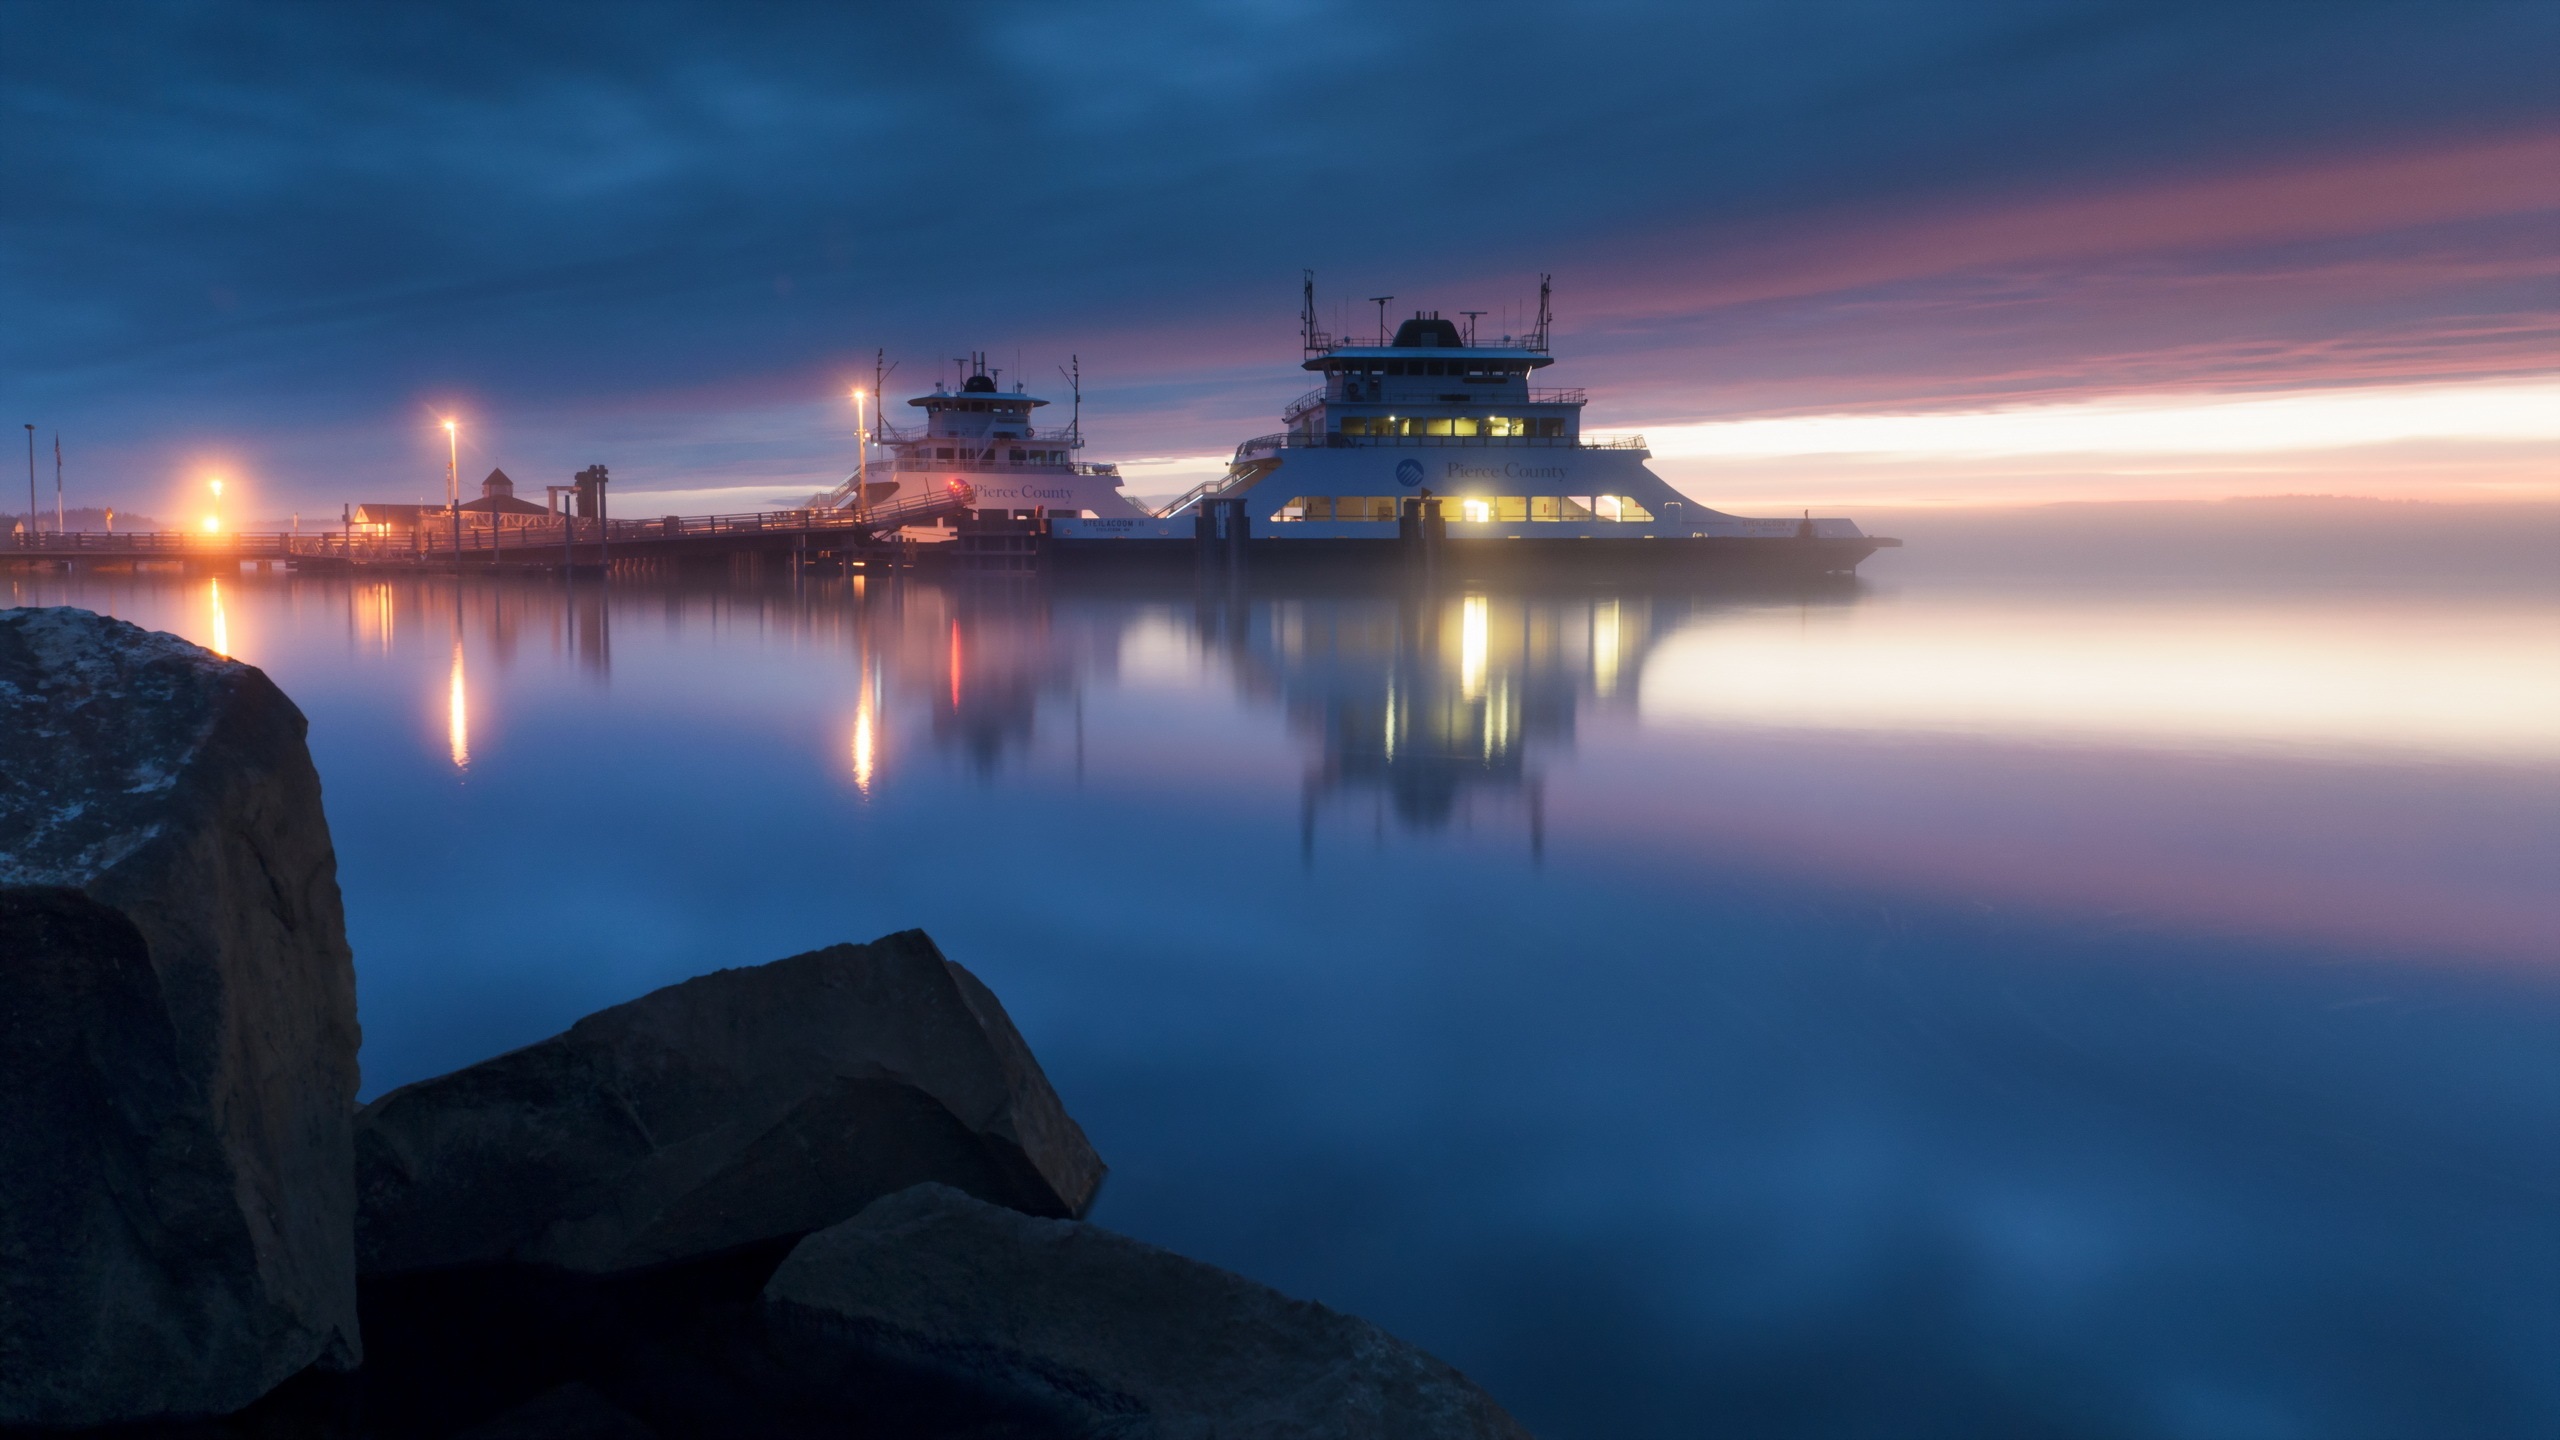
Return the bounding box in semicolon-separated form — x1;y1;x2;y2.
1615;495;1655;521
1459;498;1492;523
1594;495;1624;521
1563;496;1596;520
1484;416;1522;437
1497;497;1529;522
1450;417;1480;437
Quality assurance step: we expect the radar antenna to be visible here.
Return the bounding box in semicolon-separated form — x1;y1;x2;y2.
1368;295;1394;346
1301;270;1323;354
1529;275;1553;353
1059;355;1083;449
1460;310;1486;346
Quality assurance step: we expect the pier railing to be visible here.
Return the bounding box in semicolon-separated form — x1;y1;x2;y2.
9;483;978;568
8;530;295;556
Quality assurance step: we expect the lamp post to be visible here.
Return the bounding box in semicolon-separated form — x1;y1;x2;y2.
443;419;460;564
22;424;32;544
852;387;869;521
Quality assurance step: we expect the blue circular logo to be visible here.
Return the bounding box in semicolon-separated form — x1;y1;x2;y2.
1394;459;1425;489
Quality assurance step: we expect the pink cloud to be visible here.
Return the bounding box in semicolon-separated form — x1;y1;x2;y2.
1589;131;2560;318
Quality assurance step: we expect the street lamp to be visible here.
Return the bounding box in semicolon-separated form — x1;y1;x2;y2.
203;476;224;534
442;419;460;559
851;387;869;520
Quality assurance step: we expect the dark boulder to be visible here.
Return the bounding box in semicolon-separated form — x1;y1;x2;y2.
449;1383;659;1440
762;1184;1535;1440
0;608;363;1426
355;932;1105;1278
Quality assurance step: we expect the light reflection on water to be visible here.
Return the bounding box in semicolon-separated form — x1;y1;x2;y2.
6;560;2557;1439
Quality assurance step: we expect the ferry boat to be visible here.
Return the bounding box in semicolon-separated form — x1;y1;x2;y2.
1049;277;1897;574
810;355;1151;522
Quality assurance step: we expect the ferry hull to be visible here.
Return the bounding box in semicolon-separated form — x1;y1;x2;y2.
1044;533;1896;576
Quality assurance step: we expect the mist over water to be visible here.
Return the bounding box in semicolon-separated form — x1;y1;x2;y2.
11;501;2556;1439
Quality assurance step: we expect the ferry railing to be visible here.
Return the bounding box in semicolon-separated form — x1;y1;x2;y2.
874;420;1082;445
1306;334;1551;356
1154;474;1242;519
1229;430;1647;462
1281;386;1588;419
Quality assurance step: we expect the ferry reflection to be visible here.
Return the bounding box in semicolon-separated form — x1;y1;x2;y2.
867;581;1763;845
898;588;1098;777
1217;591;1679;853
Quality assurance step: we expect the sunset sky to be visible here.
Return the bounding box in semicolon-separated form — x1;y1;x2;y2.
4;1;2553;519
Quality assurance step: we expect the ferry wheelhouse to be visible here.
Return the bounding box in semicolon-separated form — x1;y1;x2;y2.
1051;278;1895;573
810;355;1149;522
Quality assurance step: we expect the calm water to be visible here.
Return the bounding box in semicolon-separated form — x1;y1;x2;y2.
12;519;2558;1439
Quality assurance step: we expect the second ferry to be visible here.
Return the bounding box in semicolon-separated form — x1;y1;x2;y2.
810;354;1153;521
1048;276;1896;575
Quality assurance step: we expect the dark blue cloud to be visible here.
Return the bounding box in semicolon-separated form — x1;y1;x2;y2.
2;0;2552;506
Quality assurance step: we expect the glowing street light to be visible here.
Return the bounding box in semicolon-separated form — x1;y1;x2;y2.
442;418;461;559
203;475;224;535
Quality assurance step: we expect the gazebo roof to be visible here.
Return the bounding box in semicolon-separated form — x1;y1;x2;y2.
458;493;548;515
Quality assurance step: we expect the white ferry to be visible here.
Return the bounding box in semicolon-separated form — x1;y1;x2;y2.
811;355;1151;521
1050;278;1896;575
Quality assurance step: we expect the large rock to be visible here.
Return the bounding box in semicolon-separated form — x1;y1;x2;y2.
763;1183;1535;1440
355;931;1105;1277
0;607;363;1426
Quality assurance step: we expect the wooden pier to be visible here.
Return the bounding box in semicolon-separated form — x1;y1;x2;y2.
4;484;977;576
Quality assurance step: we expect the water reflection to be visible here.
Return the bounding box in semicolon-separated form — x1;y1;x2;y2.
446;637;469;771
1199;588;1682;850
7;563;2554;1439
1644;593;2560;759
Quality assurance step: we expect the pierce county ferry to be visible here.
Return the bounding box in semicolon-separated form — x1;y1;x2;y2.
811;355;1152;521
1049;277;1896;575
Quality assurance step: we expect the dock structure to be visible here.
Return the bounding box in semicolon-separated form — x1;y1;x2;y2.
3;484;977;576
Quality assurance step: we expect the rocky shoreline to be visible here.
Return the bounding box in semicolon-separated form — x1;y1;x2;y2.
0;607;1530;1439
